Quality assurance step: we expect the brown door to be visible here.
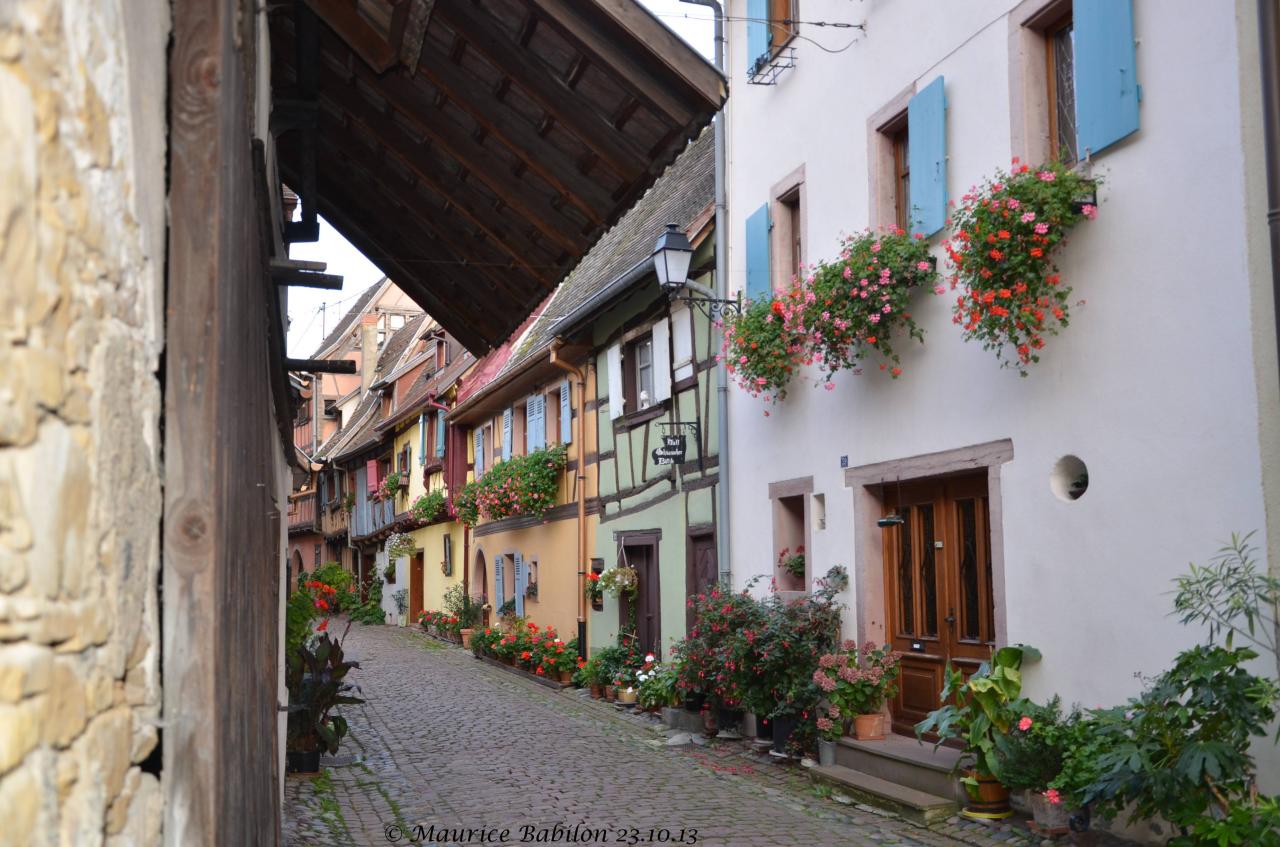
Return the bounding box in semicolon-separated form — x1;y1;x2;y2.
409;552;424;622
686;532;717;633
620;543;661;657
883;474;996;736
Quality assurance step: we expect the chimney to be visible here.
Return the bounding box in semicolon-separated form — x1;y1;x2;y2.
360;314;379;394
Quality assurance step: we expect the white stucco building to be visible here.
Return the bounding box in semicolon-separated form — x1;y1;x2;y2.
721;0;1280;791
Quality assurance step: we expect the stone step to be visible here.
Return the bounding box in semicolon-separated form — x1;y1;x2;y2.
835;734;966;802
810;764;958;826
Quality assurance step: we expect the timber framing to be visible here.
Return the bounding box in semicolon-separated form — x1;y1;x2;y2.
270;0;724;354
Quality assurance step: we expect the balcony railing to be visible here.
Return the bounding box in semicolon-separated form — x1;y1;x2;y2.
351;494;396;539
287;492;316;532
319;498;349;536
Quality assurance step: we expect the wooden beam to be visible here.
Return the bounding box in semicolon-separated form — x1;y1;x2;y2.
528;0;699;126
399;0;436;71
286;358;358;373
433;0;652;180
304;0;398;71
311;136;544;302
271;266;344;289
314;58;588;256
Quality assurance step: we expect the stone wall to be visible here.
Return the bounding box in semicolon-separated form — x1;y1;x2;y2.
0;1;169;843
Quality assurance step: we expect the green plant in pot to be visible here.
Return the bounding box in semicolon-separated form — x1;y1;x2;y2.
916;643;1040;820
285;623;364;774
992;697;1087;835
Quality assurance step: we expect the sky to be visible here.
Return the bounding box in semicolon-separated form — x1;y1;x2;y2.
285;0;715;357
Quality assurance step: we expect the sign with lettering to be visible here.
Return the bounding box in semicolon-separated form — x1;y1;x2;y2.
651;435;687;466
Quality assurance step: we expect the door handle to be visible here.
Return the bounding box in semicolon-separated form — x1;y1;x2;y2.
945;608;957;626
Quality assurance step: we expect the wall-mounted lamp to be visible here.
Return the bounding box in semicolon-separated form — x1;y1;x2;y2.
653;223;742;321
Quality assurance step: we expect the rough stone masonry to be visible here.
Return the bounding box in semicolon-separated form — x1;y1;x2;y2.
0;1;169;844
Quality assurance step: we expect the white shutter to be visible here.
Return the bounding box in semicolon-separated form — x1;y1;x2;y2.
502;408;512;461
473;429;484;476
607;343;624;420
671;305;694;382
559;378;572;444
652;317;672;402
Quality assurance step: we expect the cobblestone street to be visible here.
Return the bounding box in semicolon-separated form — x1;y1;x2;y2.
285;624;1049;847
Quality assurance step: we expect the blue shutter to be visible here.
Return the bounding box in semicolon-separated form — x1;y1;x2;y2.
494;554;504;609
418;413;426;464
528;395;545;451
1074;0;1139;157
559;379;572;444
435;409;446;458
513;553;525;617
907;76;947;237
502;408;512;461
744;203;771;301
473;429;484;476
746;0;768;75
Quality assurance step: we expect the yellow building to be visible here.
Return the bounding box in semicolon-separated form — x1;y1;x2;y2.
452;343;600;648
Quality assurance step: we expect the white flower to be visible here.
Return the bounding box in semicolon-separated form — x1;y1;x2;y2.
645;653;655;663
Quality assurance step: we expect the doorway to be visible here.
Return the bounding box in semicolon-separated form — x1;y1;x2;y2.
686;531;717;633
409;551;424;622
882;473;996;735
619;538;661;657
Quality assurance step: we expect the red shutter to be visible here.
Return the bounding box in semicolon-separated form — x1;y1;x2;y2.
366;459;378;492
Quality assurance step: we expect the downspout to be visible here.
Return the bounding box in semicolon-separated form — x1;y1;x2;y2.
682;0;731;586
550;339;589;659
1259;0;1280;674
423;396;463;600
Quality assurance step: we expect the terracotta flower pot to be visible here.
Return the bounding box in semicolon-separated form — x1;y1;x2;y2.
960;771;1013;820
853;713;885;741
559;670;573;685
589;684;603;699
701;709;719;736
460;628;474;648
604;685;617;702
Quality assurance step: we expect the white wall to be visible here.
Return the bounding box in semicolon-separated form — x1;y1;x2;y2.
378;550;409;624
723;0;1273;718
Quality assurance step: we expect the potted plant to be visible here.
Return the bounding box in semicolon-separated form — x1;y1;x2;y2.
443;584;481;648
411;490;446;523
575;656;606;698
342;492;355;513
285;623;364;774
598;565;638;599
815;706;841;767
812;641;901;740
992;698;1076;835
942;159;1099;374
915;644;1040;820
777;546;805;580
584;571;603;606
637;657;679;713
392;589;408;627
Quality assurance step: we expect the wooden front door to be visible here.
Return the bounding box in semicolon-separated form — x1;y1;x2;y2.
621;543;661;657
409;552;424;622
686;532;717;633
883;474;996;735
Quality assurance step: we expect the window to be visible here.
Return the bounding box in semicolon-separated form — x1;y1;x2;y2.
435;339;447;369
624;335;654;412
767;0;796;57
1045;13;1078;166
780;189;802;284
891;124;910;233
768;166;805;293
388;313;405;330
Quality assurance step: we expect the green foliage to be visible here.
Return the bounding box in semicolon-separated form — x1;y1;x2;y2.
286;625;363;755
719;298;800;401
1172;531;1280;658
812;642;902;718
598;565;637;598
574;655;607;687
347;578;386;625
915;644;1040;784
392;589;408;615
311;562;357;613
442;583;482;629
411;489;447;523
285;588;318;660
637;660;680;710
381;471;401;499
453;480;481;527
1085;644;1280;829
1170;794;1280;847
991;697;1067;793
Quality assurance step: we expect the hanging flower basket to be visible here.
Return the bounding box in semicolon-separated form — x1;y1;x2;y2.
599;565;638;598
720;228;936;403
942;159;1099;374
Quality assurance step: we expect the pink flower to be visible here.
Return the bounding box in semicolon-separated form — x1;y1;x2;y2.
1034;222;1050;235
934;284;947;295
1006;198;1020;210
916;261;931;271
871;242;881;253
1020;212;1036;223
1037;170;1056;182
1018;716;1033;731
1081;204;1098;219
739;356;748;364
1044;789;1062;805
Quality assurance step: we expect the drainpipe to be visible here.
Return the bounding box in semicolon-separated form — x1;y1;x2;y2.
550;339;589;660
423;396;462;600
682;0;731;586
1260;0;1280;674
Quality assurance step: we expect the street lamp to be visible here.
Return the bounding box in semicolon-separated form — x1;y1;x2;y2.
652;222;742;320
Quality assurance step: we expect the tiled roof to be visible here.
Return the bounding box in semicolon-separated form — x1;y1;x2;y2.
310;278;389;358
498;128;714;378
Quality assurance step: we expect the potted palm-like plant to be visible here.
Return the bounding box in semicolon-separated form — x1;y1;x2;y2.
915;644;1040;820
285;624;364;775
